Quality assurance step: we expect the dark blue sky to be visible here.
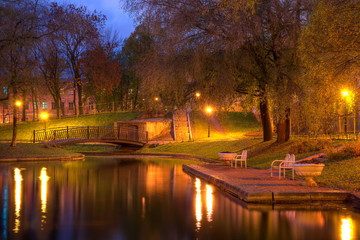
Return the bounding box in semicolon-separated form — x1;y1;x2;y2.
54;0;135;39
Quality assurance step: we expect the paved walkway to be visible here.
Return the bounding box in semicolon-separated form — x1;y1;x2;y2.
183;164;353;204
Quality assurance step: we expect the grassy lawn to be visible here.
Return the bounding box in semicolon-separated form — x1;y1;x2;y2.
315;158;360;191
0;143;83;159
191;111;262;140
0;112;139;141
140;138;263;159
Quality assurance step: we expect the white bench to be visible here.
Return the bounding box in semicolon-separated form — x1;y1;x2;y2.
231;150;247;168
271;154;295;180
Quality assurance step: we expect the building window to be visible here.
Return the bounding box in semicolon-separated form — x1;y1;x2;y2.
25;104;29;110
52;102;56;110
3;87;8;95
42;102;47;110
89;103;94;110
33;102;37;110
69;102;74;110
61;102;64;109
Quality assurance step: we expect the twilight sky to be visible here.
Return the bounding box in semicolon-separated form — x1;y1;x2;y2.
54;0;136;39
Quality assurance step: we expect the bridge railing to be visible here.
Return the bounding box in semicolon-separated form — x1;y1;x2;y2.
32;126;148;144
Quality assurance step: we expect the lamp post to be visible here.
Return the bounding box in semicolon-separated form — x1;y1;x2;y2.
341;90;349;135
206;106;213;138
41;113;48;130
15;101;21;122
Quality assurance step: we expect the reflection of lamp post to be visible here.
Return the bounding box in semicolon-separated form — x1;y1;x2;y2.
206;106;213;138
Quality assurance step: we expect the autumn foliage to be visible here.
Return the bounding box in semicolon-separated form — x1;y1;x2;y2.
82;45;122;94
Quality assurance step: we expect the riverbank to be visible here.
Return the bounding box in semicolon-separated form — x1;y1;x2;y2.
0;143;84;162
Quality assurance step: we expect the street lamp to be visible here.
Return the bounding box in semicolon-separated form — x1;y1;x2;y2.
195;92;201;98
14;100;22;123
41;112;48;129
206;106;213;138
341;90;350;134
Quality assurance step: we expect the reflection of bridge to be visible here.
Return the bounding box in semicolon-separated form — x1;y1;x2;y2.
32;126;148;146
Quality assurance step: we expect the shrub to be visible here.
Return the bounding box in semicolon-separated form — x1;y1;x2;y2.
290;139;332;154
326;141;360;161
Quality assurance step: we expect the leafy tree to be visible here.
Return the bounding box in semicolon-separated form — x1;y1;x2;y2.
122;0;313;142
299;0;360;135
82;43;122;112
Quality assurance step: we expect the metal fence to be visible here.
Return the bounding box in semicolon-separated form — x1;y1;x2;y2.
31;126;148;144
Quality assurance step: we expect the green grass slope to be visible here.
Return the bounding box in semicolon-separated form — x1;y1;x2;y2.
0;112;139;141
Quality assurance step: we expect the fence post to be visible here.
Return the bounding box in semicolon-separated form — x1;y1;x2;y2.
33;130;36;143
54;130;56;141
146;131;148;143
117;126;120;139
97;126;100;138
87;126;90;139
67;126;69;139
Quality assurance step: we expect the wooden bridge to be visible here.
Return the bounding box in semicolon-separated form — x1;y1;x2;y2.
31;126;148;146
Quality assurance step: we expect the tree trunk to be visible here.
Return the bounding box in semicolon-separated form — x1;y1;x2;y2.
73;82;77;116
77;82;83;115
277;108;291;143
259;96;273;141
11;88;18;147
22;92;26;121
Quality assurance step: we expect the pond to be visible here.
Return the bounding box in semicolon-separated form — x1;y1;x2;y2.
0;156;359;240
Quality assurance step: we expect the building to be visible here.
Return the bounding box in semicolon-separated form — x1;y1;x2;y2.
0;84;96;124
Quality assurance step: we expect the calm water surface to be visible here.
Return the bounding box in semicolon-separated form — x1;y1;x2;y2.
0;157;360;240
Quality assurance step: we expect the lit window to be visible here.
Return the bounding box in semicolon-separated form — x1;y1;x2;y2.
42;102;47;110
3;87;8;95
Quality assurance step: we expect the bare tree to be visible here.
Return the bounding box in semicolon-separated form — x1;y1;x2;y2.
53;3;105;115
0;0;48;146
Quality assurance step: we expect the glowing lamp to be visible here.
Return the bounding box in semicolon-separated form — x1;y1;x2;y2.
15;101;22;107
41;113;48;120
206;107;213;114
195;92;201;98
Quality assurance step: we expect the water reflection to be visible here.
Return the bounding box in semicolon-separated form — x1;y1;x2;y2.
206;184;213;223
341;218;353;240
13;168;22;233
195;178;202;231
0;158;359;240
39;167;49;230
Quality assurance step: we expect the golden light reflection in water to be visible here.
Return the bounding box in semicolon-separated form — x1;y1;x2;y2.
341;218;353;240
195;178;202;231
39;168;49;230
206;185;213;222
39;168;49;213
13;168;22;233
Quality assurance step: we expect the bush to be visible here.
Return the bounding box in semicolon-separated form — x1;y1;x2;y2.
326;141;360;161
289;139;332;154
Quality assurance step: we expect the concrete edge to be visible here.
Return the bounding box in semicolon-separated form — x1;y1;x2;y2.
102;152;221;163
182;164;273;203
0;154;85;162
183;164;356;205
